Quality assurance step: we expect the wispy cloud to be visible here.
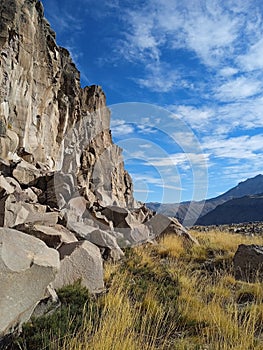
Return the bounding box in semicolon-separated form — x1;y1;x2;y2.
134;189;154;193
135;63;179;92
119;0;244;67
146;153;210;168
203;134;263;160
111;120;134;136
239;38;263;72
214;76;262;101
43;2;84;33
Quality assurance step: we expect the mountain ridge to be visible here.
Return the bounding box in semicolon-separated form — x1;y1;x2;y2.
196;193;263;225
147;174;263;225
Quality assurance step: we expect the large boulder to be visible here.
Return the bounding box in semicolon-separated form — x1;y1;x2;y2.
36;173;76;209
12;160;41;185
116;224;153;247
61;196;90;226
53;241;104;293
64;221;123;260
0;228;60;338
0;194;58;227
145;214;198;244
86;229;123;255
73;223;124;261
15;224;78;249
101;206;129;228
233;244;263;282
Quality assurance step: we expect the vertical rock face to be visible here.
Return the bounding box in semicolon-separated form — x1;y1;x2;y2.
0;0;134;208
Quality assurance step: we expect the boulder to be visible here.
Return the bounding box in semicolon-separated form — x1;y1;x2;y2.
101;206;129;227
0;129;19;161
65;221;96;238
82;228;124;261
23;188;38;203
145;214;198;244
233;244;263;282
15;224;78;249
67;222;125;261
116;224;153;248
53;241;104;293
0;175;16;195
37;173;75;208
62;196;89;225
90;210;113;230
0;194;58;227
4;177;22;193
0;228;59;338
1;195;59;227
131;205;153;223
12;160;40;185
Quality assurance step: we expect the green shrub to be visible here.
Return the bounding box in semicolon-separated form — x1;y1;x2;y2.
14;282;98;350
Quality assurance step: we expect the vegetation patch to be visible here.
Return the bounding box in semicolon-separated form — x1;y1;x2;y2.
13;230;263;350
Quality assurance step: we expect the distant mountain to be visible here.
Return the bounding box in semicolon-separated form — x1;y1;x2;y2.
147;174;263;226
196;193;263;225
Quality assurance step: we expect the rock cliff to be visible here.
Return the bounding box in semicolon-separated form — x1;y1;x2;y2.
0;0;194;343
0;0;134;208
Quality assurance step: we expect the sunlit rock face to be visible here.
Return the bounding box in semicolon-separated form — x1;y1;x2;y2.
0;0;135;208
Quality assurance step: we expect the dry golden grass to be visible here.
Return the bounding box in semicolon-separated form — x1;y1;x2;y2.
21;229;263;350
63;230;263;350
190;229;263;256
61;271;173;350
155;234;185;259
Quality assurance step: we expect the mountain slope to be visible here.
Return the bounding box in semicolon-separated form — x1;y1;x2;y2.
196;193;263;225
147;174;263;225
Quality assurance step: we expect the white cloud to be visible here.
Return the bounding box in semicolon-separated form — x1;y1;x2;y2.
134;189;154;193
170;105;215;129
147;153;210;167
203;134;263;160
118;0;248;67
111;120;134;136
214;76;262;101
177;2;240;67
139;144;152;149
44;3;83;32
135;63;180;92
239;38;263;71
137;124;157;134
118;10;162;62
156;184;183;190
219;67;239;77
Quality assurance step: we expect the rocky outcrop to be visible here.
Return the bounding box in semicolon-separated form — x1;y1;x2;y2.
233;244;263;282
0;0;134;209
0;0;194;342
0;228;59;338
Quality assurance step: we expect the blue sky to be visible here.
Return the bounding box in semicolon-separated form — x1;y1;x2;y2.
42;0;263;203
